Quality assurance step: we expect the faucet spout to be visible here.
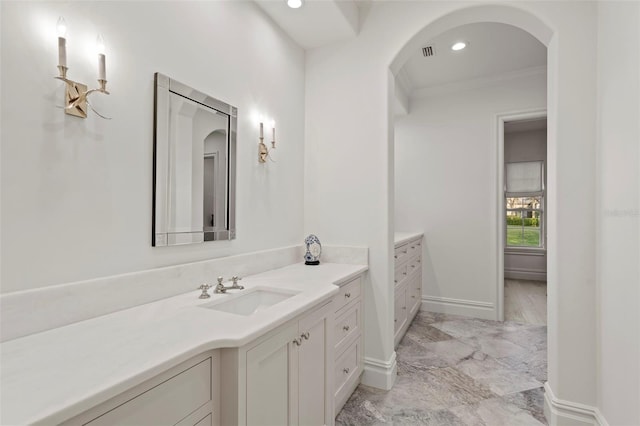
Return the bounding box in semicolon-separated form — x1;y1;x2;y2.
214;276;245;293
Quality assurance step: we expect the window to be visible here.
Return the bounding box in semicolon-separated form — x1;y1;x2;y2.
505;161;544;248
506;196;543;247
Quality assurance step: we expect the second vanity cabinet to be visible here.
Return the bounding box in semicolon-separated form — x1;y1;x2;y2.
220;300;334;426
394;234;423;347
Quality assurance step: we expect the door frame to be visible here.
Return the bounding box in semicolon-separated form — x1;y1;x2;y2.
496;108;547;321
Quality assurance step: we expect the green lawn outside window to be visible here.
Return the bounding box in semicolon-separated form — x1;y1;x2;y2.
506;225;541;247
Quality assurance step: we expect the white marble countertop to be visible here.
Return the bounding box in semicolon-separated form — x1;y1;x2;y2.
0;262;367;425
394;231;424;247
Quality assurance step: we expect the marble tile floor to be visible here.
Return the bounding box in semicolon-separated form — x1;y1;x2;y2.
336;311;547;425
504;279;547;326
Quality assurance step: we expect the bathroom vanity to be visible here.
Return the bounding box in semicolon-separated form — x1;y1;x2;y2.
393;232;424;347
0;263;366;426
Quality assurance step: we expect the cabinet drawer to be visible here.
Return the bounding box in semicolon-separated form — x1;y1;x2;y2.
394;264;407;286
334;301;361;354
394;287;407;336
407;257;420;276
407;240;422;258
334;338;360;397
394;243;409;265
335;276;361;314
194;414;212;426
87;358;211;426
408;277;421;315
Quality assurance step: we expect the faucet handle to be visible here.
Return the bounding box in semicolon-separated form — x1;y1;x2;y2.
217;276;224;285
198;284;211;299
230;276;244;289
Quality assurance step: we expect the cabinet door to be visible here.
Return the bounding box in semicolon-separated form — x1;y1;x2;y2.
246;323;299;426
297;302;333;426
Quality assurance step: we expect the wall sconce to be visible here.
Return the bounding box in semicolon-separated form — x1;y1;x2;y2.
258;119;276;163
54;17;110;119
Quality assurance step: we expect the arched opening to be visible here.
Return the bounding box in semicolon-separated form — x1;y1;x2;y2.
378;4;556;422
388;6;554;319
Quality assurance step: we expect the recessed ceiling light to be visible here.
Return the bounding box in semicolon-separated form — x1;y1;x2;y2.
287;0;303;8
451;42;467;51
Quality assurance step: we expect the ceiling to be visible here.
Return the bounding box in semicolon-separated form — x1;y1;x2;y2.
397;22;547;93
254;0;365;50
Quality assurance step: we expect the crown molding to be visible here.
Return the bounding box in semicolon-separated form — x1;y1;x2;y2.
410;65;547;100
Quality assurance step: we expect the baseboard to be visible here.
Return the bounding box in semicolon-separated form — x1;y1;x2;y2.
544;382;608;426
421;296;495;320
362;352;397;390
505;268;547;281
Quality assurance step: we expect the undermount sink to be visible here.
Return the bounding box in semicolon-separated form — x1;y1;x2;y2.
200;289;298;316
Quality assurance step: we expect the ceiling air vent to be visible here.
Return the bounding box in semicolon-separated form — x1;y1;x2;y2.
422;45;436;57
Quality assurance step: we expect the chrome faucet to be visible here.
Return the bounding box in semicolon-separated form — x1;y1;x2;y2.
198;283;212;299
228;276;244;290
214;276;244;294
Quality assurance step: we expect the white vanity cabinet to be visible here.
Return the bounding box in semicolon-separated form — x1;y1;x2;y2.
221;300;334;426
332;274;364;416
394;234;423;347
62;352;219;426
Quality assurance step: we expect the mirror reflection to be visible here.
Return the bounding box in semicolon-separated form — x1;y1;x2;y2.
153;73;237;246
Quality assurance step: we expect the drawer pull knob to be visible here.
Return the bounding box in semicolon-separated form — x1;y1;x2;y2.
301;332;310;340
403;272;407;276
394;280;397;283
394;255;398;259
343;325;350;332
402;250;407;254
345;292;351;298
403;306;407;310
293;338;302;346
394;319;397;323
418;260;421;263
411;246;415;249
411;265;415;268
411;295;416;299
343;368;350;374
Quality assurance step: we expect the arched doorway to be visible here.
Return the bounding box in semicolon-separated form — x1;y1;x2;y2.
389;4;554;322
385;4;559;423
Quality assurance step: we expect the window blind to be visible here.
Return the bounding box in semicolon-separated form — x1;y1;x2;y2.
506;161;543;195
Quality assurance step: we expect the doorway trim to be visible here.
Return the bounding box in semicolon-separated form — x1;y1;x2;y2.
496;108;547;321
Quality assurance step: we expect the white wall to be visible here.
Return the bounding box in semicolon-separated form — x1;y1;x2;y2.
504;128;547;281
306;0;598;412
596;1;640;424
0;1;305;293
395;74;546;315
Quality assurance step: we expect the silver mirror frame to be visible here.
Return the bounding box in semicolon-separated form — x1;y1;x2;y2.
153;72;237;246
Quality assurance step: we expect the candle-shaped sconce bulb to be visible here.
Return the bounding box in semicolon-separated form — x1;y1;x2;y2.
96;34;106;81
259;121;264;139
56;17;67;69
56;16;67;37
270;119;276;148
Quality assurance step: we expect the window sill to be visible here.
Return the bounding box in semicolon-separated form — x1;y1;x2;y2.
505;247;546;256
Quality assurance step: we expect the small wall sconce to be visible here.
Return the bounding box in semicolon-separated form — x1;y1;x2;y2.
258;118;276;163
54;17;110;119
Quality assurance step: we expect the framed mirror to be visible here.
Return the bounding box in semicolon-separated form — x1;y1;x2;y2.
153;73;237;246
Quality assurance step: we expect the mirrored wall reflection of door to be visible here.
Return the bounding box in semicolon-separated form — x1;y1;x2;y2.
167;92;229;243
153;72;237;246
203;130;227;241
